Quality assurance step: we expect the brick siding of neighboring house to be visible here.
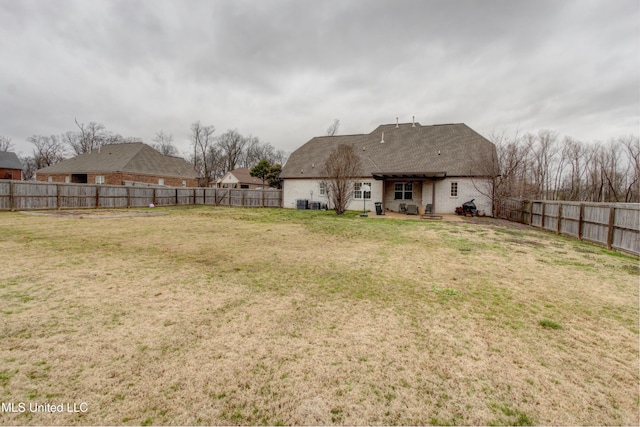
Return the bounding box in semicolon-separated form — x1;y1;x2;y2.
0;168;22;180
36;172;198;187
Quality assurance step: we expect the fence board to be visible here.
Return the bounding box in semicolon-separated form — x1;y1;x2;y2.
59;184;97;208
0;181;282;212
12;182;58;209
155;188;176;206
98;186;128;208
497;198;639;256
0;181;11;210
129;187;154;207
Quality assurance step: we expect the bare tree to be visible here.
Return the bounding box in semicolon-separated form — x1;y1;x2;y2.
242;137;289;168
190;121;218;186
151;131;179;156
69;119;108;155
20;155;37;180
326;119;340;136
321;144;362;215
28;135;66;169
621;135;640;202
0;136;14;152
217;129;247;173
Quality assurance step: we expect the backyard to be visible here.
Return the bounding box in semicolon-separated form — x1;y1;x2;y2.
0;206;638;425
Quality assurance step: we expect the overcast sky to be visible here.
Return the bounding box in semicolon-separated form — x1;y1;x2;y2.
1;0;638;158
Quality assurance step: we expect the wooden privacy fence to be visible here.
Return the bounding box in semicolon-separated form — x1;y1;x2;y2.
0;180;282;210
497;199;639;256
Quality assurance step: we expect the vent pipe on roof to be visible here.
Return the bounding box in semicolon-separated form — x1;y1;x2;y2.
395;117;399;128
412;116;416;128
380;131;385;143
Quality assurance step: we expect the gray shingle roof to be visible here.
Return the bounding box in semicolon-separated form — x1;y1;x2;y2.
281;123;498;179
36;143;198;178
0;151;23;170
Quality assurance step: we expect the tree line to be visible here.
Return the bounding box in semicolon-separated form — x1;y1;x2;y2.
489;129;639;205
0;119;287;187
187;121;287;187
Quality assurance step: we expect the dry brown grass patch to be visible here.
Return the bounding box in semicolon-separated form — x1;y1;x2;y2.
0;207;637;425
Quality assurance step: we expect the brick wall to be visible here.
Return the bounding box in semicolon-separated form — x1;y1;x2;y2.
36;173;198;187
0;168;22;180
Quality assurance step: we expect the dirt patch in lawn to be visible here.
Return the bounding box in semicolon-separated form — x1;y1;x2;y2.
19;209;168;219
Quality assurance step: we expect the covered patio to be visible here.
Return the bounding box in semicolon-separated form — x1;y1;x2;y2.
372;172;446;214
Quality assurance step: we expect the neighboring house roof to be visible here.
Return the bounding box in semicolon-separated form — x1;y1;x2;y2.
0;151;23;170
216;168;263;186
36;143;198;178
281;122;498;179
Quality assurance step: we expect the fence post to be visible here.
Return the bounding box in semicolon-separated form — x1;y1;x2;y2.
607;206;615;249
127;186;131;208
556;203;562;234
95;186;100;209
153;187;157;206
9;180;15;211
56;184;61;210
578;204;584;241
541;202;546;229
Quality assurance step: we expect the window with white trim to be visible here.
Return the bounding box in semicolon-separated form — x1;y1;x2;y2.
95;176;105;184
450;182;458;197
158;178;165;186
319;182;326;196
394;182;412;200
353;182;371;199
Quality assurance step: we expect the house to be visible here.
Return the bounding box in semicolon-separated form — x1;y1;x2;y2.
36;143;199;187
280;121;498;215
215;168;263;189
0;151;23;180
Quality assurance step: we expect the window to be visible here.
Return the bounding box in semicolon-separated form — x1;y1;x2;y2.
47;176;53;183
95;176;105;184
182;180;187;187
65;176;70;183
158;178;165;186
394;182;412;200
319;182;326;196
450;182;458;197
240;184;249;189
354;182;371;199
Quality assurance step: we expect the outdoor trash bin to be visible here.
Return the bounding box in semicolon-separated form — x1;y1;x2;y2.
375;202;383;215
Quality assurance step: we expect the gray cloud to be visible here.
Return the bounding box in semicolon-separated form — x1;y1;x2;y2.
1;0;637;157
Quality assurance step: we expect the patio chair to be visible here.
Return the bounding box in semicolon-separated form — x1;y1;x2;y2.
424;204;433;215
420;203;442;220
406;204;418;215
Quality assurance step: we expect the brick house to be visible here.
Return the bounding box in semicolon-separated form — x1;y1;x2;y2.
281;121;499;215
36;143;198;187
0;151;23;180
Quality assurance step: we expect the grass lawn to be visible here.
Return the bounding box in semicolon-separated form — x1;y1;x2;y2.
0;206;638;426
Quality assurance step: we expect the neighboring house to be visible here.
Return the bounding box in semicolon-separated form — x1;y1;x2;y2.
215;168;263;189
36;143;198;187
280;121;499;215
0;151;23;180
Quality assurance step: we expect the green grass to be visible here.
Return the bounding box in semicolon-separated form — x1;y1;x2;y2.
539;318;563;329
